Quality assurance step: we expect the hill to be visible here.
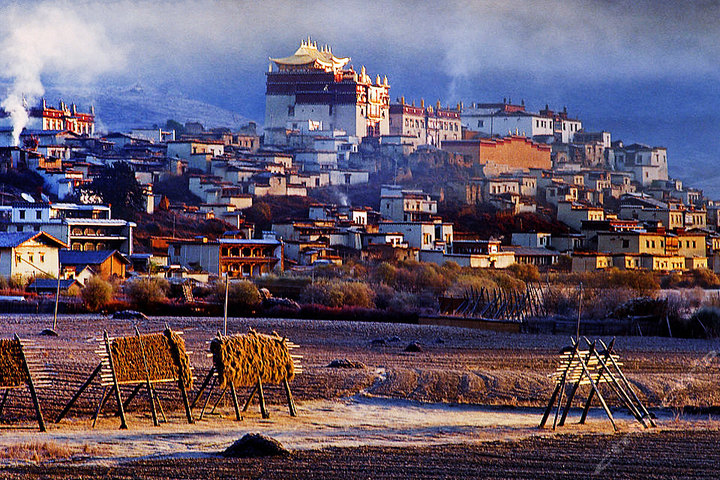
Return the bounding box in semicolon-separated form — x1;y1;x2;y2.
4;82;253;133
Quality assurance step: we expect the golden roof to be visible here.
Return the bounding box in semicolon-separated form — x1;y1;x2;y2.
270;38;350;72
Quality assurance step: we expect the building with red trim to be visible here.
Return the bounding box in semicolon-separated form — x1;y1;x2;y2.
265;38;390;145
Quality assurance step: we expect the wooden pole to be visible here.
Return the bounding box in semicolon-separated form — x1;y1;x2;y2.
104;331;128;429
558;347;595;426
52;273;60;332
576;282;583;343
190;367;215;410
0;388;9;418
573;340;616;431
242;384;258;412
223;273;229;336
152;387;167;423
230;384;243;421
92;386;108;428
16;335;45;432
552;378;565;430
585;338;646;426
178;375;194;424
56;362;102;423
121;383;144;414
257;379;269;419
198;376;217;421
168;327;194;424
539;384;561;428
210;386;228;414
598;338;656;427
283;378;297;417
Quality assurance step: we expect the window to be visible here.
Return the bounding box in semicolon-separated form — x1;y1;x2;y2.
35;211;41;220
28;255;33;264
622;239;629;248
478;120;484;127
19;210;25;220
288;105;295;117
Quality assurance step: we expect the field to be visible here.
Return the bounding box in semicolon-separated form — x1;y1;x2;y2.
0;313;718;478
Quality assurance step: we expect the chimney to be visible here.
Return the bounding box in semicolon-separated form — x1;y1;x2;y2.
420;98;425;108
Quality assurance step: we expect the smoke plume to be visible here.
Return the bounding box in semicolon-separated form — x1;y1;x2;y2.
0;3;124;145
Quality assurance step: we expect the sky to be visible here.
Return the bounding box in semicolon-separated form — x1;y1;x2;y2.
1;0;719;191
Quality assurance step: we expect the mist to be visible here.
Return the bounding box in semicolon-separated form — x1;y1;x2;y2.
0;2;123;144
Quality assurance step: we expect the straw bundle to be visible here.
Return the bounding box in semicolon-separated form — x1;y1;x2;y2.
0;338;28;388
165;329;193;390
210;331;295;388
110;330;192;388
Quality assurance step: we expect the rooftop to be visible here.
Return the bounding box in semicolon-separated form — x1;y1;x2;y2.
270;38;350;72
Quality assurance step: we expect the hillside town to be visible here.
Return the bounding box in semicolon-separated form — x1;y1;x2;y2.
3;3;720;475
0;38;716;295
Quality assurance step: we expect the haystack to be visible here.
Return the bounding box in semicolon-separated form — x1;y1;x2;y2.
110;329;192;389
0;338;28;387
210;331;295;388
221;433;289;458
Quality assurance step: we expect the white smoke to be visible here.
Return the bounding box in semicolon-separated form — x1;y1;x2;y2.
0;3;125;145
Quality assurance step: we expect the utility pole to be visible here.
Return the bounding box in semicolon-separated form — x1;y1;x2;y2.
223;272;229;335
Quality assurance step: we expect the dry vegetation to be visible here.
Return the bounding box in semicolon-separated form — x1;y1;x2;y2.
0;441;103;462
210;330;295;388
0;338;28;387
110;329;192;388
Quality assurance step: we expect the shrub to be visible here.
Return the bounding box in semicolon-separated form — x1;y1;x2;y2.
214;279;262;313
491;272;526;293
374;262;397;286
661;272;682;289
341;281;375;308
439;261;462;283
605;269;659;293
81;276;114;312
9;274;28;290
299;280;374;308
126;277;170;308
447;274;498;297
691;268;720;289
372;283;396;309
66;284;81;297
506;263;541;283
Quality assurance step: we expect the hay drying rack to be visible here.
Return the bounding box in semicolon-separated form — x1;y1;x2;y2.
56;327;194;429
190;331;302;421
0;335;49;431
447;284;546;322
540;337;655;431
